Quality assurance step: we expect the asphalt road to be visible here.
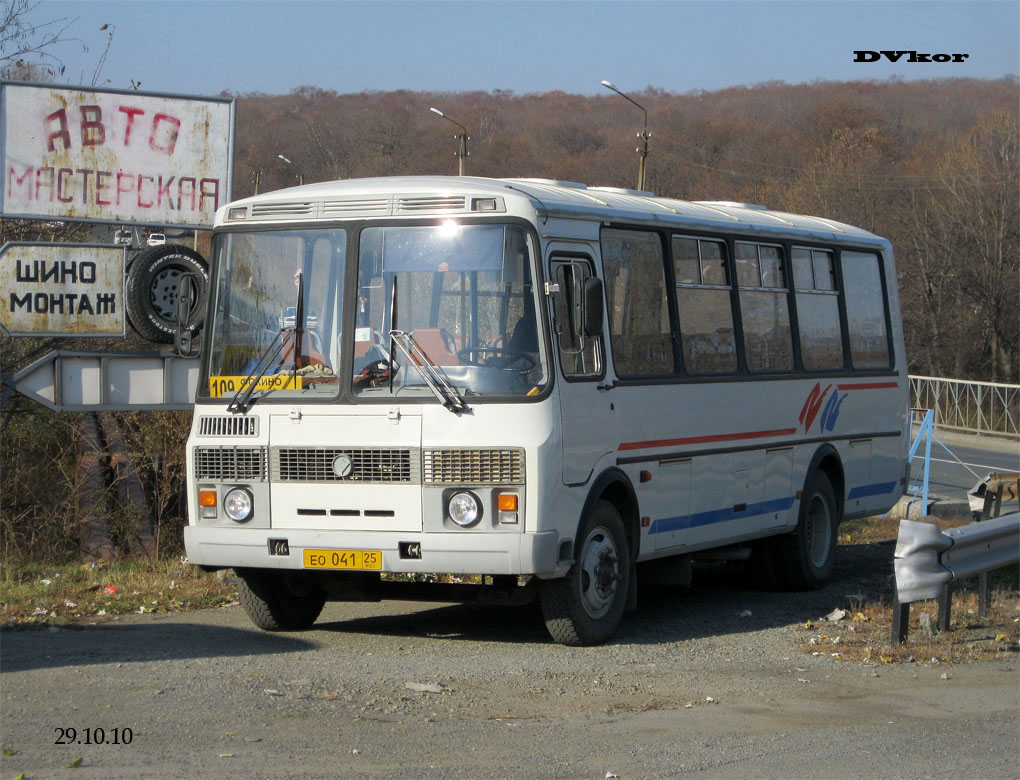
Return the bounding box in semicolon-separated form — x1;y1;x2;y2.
2;544;1017;780
909;428;1018;507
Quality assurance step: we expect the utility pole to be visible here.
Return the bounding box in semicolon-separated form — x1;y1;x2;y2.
601;80;651;192
430;107;470;176
278;155;303;186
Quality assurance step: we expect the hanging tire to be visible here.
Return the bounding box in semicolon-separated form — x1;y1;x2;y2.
774;471;839;590
539;501;630;646
236;569;327;631
125;244;208;343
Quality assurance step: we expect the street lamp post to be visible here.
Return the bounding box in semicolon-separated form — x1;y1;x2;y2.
278;154;303;186
601;80;651;192
429;107;469;176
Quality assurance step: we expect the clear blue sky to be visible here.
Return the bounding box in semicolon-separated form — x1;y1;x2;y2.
23;0;1020;97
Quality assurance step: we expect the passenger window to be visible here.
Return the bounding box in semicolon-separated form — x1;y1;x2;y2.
601;229;673;376
552;260;601;378
793;247;844;370
672;236;737;374
735;242;793;372
842;250;891;368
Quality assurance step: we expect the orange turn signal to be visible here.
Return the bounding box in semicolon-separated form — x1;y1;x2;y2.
497;493;518;512
199;490;217;507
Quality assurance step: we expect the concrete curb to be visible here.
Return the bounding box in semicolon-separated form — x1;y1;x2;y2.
886;494;974;522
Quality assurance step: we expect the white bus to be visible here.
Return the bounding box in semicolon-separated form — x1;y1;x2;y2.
184;176;909;645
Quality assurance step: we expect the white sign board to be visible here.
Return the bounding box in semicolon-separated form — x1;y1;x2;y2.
0;242;126;336
0;82;234;228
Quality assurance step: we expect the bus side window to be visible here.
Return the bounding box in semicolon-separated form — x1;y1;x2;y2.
552;260;601;378
841;250;891;368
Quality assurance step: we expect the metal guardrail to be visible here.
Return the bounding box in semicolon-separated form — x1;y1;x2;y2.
909;375;1019;438
891;511;1020;644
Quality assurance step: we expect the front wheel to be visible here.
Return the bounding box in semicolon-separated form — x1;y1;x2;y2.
236;569;327;631
774;471;839;590
539;501;630;646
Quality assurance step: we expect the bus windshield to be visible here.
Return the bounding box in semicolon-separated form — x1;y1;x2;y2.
353;222;548;399
205;228;346;403
203;222;548;404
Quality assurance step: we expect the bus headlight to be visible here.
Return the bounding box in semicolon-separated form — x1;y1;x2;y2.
223;488;254;523
447;491;481;528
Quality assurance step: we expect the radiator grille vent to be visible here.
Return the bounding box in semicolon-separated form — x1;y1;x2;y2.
423;449;524;485
397;195;466;212
194;447;268;481
197;416;259;437
272;447;418;483
320;198;389;215
251;202;314;217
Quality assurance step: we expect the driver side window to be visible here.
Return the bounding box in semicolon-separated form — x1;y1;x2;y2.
552;259;602;379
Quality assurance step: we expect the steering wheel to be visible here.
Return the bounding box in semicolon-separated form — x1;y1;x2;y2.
457;347;536;372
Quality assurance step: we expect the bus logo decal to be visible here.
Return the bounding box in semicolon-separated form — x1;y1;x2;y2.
332;454;354;478
799;382;833;433
819;390;849;432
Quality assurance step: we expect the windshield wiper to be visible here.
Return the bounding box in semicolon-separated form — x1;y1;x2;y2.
388;330;469;414
227;271;305;414
226;330;290;413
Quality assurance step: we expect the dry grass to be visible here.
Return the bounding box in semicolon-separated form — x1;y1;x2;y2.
0;558;236;629
795;514;1020;665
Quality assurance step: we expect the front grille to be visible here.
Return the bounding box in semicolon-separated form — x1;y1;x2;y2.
194;447;267;481
272;447;418;483
197;415;258;437
423;448;524;485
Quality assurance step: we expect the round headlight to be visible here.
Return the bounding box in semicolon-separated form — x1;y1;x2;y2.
448;491;480;527
223;488;253;523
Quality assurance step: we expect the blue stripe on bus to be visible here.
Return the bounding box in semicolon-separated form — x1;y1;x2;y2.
846;481;897;500
648;482;895;536
649;496;796;535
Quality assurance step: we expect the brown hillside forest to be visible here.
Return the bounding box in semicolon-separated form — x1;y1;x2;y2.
1;78;1018;562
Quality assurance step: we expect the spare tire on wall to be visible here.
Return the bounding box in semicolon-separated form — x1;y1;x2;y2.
125;244;209;343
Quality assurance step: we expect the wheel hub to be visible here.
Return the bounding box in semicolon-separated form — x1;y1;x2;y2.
150;268;183;320
578;527;620;619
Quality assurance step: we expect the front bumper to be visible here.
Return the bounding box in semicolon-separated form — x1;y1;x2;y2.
184;525;563;576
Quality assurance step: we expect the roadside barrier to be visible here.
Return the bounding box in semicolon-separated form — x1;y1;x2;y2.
891;511;1019;644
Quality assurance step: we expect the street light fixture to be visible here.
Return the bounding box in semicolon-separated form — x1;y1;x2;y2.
601;80;651;192
430;107;470;176
277;154;303;186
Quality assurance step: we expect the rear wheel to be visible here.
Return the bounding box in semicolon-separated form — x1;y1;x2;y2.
237;569;327;631
539;501;630;646
774;471;839;590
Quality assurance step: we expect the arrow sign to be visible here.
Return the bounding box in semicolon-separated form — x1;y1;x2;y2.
10;350;198;411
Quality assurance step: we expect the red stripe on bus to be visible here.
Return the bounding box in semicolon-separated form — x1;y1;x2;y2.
618;428;798;452
836;382;899;391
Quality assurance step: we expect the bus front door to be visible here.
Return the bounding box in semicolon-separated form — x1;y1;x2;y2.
550;254;616;486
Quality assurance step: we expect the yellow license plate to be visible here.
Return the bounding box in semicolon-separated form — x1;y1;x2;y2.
303;549;382;570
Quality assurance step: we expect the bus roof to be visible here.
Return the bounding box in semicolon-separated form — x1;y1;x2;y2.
215;175;886;246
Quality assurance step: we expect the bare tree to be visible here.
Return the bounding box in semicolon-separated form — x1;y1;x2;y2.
0;0;84;80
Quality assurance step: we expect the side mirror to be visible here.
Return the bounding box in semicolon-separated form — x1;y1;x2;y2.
582;277;604;338
174;273;199;357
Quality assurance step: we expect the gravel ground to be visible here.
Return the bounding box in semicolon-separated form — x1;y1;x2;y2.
1;543;1018;780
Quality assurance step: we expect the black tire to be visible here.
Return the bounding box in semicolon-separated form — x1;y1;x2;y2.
125;244;208;343
236;569;327;631
539;501;630;646
773;471;839;590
